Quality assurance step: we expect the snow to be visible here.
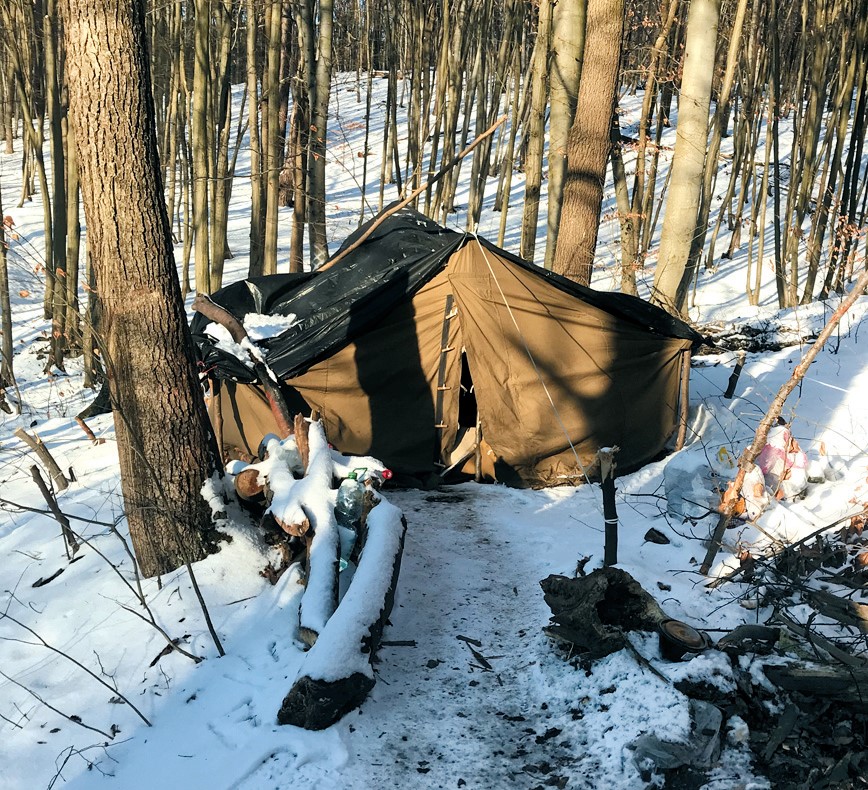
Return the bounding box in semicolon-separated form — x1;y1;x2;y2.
302;497;405;682
0;71;866;789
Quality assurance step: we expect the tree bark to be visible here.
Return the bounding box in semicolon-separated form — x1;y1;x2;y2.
650;0;721;317
544;0;586;269
551;0;625;285
61;0;223;578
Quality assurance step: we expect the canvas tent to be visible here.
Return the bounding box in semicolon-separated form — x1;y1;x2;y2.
192;206;702;487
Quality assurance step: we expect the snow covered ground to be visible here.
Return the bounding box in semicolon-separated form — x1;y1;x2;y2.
1;74;867;789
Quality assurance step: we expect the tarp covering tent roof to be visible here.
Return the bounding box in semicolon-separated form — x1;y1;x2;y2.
192;206;703;487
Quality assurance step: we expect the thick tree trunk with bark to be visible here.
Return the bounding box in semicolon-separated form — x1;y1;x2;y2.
61;0;223;578
551;0;625;285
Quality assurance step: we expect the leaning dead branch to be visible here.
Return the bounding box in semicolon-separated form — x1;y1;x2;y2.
14;428;69;492
701;267;868;574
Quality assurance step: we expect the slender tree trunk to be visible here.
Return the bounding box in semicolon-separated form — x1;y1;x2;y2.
551;0;625;284
0;182;14;391
650;0;721;316
520;0;552;262
246;0;266;277
45;7;68;371
192;0;212;293
65;119;82;350
545;0;586;268
308;0;333;266
62;0;223;578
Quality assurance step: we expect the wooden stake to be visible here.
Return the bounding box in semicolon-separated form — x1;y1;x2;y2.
294;413;310;470
723;350;746;399
599;447;619;567
74;416;104;444
211;378;224;457
674;349;691;451
15;428;69;491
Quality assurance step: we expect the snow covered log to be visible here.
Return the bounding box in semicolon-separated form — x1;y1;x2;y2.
277;497;407;730
282;422;340;643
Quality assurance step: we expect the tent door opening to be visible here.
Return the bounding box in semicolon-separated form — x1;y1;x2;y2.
442;351;487;480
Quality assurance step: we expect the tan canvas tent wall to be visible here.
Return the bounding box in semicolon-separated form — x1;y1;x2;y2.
194;208;702;487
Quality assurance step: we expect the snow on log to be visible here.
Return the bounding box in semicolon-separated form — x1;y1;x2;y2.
277;496;407;730
283;422;340;644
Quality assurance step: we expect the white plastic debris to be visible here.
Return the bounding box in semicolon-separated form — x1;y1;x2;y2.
756;425;807;500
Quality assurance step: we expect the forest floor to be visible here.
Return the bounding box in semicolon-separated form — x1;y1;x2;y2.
2;76;868;789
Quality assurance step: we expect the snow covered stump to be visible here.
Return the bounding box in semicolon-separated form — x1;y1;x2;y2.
277;496;407;730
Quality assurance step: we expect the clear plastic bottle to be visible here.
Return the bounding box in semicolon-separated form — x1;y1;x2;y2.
335;468;366;528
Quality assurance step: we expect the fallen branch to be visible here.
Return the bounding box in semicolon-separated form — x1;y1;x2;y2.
0;670;115;740
15;428;68;491
0;612;151;726
701;268;868;575
763;664;868;701
30;465;78;559
192;293;294;437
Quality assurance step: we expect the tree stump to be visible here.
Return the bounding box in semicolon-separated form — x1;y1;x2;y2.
540;567;668;658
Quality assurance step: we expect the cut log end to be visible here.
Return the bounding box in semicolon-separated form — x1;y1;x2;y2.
234;467;265;501
277;517;311;538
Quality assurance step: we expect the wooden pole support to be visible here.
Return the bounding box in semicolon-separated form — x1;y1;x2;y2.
723;350;746;399
15;428;69;491
599;446;619;567
674;349;691;451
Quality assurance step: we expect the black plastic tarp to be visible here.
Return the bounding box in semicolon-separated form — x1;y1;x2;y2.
191;205;703;383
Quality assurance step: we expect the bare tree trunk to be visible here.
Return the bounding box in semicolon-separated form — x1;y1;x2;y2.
65;118;82;350
45;6;68;371
650;0;721;316
520;0;552;262
0;181;14;393
551;0;625;285
263;0;283;275
192;0;212;293
308;0;334;267
544;0;586;269
62;0;223;578
246;0;266;277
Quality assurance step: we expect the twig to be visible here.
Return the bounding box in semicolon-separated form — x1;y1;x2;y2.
0;671;114;740
318;115;508;273
0;612;151;726
185;563;225;658
773;611;868;668
0;496;116;527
